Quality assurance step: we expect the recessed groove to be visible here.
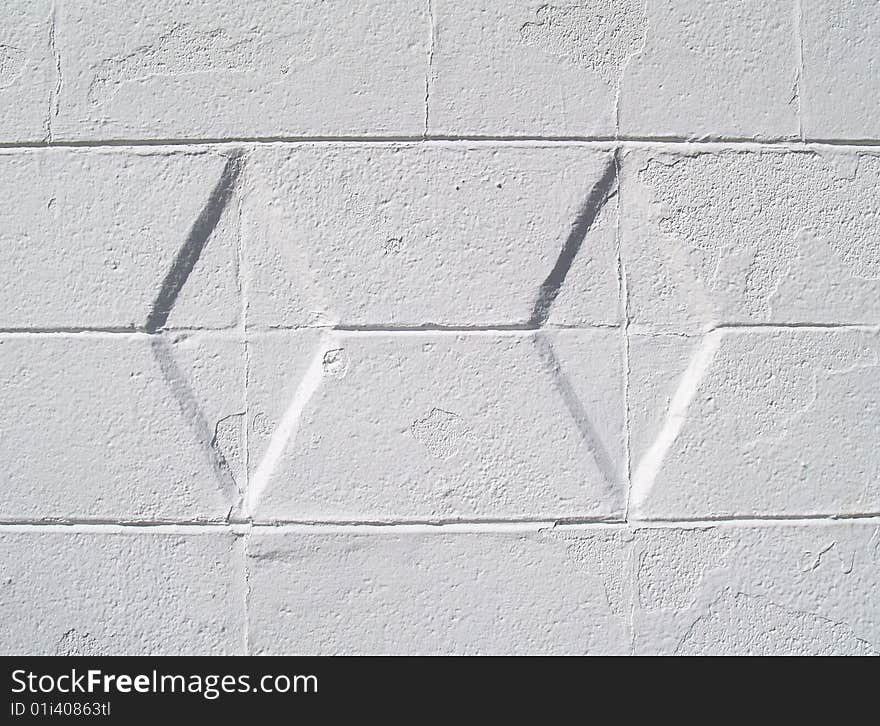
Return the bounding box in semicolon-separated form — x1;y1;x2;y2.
145;149;244;333
0;326;241;336
2;135;880;150
529;156;619;327
628;511;880;526
245;337;332;516
332;323;537;332
626;323;880;337
0;518;233;527
1;512;878;533
150;337;240;507
1;322;873;338
251;323;625;334
713;322;880;331
0;326;144;335
629;331;723;515
534;332;624;496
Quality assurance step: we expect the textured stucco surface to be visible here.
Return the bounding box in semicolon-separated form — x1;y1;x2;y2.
1;0;878;655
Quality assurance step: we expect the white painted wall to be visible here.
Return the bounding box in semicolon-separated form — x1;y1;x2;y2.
1;0;877;655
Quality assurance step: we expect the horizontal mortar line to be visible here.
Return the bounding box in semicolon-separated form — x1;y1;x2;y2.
332;323;538;332
2;512;878;533
1;322;876;338
629;323;880;333
248;515;624;527
0;324;614;336
0;515;620;529
0;326;242;337
251;323;624;333
0;326;151;335
0;523;247;535
0;325;591;340
327;324;615;334
0;518;236;528
0;522;558;535
712;322;880;331
627;511;880;526
2;135;880;150
628;323;880;336
234;512;880;533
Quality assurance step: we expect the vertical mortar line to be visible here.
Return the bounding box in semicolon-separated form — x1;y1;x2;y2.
614;77;621;140
628;523;638;655
237;151;250;517
234;152;250;655
233;526;251;655
615;147;633;523
795;0;805;141
245;528;251;655
46;2;59;143
236;155;252;651
424;0;436;138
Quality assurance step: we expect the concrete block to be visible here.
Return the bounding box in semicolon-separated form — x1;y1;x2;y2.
54;0;428;140
633;522;880;654
0;333;245;521
0;530;243;655
621;147;880;329
244;144;620;327
246;329;627;521
247;526;633;654
430;1;797;139
0;1;55;141
0;148;241;330
801;1;880;140
628;328;880;519
428;0;634;136
618;0;798;139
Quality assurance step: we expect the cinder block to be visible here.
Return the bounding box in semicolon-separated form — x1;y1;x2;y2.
53;0;428;140
0;148;240;330
428;0;630;136
621;147;880;329
633;522;880;655
246;329;626;521
248;521;880;654
0;333;245;520
430;0;796;139
628;329;880;519
0;1;55;141
247;526;633;654
244;144;620;327
801;1;880;140
3;0;878;660
618;0;798;139
0;530;243;655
